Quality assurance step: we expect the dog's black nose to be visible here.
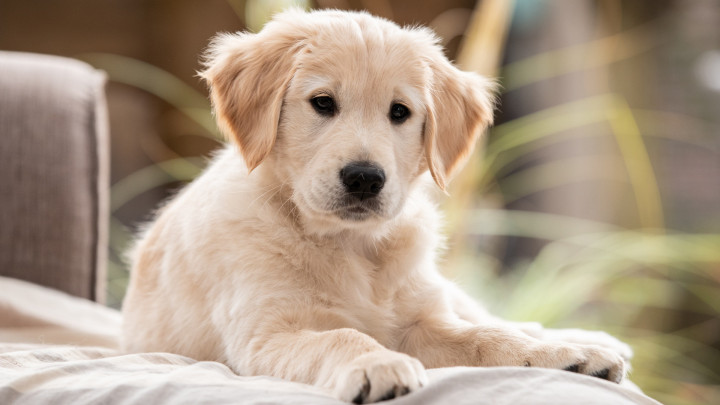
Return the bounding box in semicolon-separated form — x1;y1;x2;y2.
340;162;385;200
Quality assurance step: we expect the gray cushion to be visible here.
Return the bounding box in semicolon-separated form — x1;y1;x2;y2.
0;51;109;302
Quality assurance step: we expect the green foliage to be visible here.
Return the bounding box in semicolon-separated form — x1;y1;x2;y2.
449;67;720;405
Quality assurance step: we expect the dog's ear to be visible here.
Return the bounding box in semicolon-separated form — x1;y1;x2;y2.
424;54;496;190
200;27;305;172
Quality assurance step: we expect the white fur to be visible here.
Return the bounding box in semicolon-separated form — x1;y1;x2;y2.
122;9;630;403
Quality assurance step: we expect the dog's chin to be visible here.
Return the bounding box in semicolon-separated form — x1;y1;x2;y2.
294;194;396;236
335;204;381;222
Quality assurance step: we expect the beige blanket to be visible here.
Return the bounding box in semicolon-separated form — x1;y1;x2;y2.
0;277;661;404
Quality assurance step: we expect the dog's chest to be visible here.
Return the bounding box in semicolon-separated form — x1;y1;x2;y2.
287;234;420;348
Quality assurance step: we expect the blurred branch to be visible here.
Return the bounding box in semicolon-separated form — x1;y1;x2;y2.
607;95;664;229
481;94;615;181
500;18;663;92
462;208;622;241
461;93;665;230
77;53;221;140
245;0;311;32
110;158;205;213
632;109;720;147
497;155;627;204
457;0;515;76
458;208;720;325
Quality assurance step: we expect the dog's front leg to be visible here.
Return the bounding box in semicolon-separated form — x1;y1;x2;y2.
225;324;427;404
445;282;633;361
400;312;626;383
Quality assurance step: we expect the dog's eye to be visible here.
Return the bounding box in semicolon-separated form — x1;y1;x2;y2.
389;103;410;124
310;96;336;117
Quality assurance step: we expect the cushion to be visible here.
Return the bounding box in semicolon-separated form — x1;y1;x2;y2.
0;52;109;302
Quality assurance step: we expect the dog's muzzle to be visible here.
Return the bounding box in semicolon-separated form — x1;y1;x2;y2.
335;162;386;220
339;162;385;201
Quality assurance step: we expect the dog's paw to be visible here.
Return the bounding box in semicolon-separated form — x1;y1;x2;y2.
540;328;633;361
333;351;427;404
527;342;627;383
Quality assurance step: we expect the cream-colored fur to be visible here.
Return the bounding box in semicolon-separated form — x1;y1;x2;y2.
122;9;631;403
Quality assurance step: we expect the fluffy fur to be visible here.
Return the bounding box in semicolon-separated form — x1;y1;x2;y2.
122;9;631;404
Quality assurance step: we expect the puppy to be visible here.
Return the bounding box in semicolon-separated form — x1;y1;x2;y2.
122;9;631;403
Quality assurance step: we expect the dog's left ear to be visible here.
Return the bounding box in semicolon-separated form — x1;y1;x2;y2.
200;26;305;172
424;54;497;191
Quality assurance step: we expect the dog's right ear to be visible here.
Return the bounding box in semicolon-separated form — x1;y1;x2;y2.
200;28;305;172
423;58;496;191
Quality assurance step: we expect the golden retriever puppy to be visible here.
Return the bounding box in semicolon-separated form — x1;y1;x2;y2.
122;9;631;403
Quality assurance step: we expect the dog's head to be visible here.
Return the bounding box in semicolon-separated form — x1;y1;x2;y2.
201;9;495;233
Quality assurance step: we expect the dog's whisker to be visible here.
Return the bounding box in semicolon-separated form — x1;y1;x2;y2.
261;185;286;209
371;238;379;257
279;188;300;224
247;183;283;210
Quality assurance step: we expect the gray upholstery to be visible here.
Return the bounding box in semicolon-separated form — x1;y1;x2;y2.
0;51;109;302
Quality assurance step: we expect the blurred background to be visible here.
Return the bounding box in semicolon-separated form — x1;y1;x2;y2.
2;0;718;403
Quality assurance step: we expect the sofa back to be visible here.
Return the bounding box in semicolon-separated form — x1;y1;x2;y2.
0;52;109;302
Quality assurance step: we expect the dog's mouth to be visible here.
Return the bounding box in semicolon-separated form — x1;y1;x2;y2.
335;200;383;221
296;182;389;225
